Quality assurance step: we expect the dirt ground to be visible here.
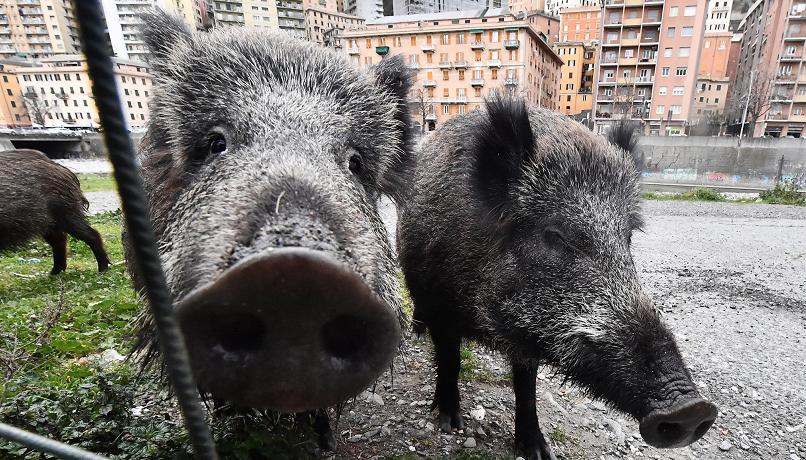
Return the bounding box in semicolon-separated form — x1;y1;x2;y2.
80;184;805;459
327;199;806;460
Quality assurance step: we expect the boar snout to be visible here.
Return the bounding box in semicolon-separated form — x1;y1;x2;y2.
174;247;401;412
639;398;718;448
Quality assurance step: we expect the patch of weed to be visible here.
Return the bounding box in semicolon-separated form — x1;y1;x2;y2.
759;181;805;206
77;173;116;193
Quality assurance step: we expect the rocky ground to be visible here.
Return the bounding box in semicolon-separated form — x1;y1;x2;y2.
71;159;805;459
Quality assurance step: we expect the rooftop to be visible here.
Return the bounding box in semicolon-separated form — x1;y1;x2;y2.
366;7;510;25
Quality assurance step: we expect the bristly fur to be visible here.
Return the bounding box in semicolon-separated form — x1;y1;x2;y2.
606;118;643;173
127;9;413;387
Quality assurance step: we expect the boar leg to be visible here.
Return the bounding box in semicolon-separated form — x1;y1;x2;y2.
44;231;67;275
512;361;556;460
312;409;336;451
65;218;110;272
431;330;464;432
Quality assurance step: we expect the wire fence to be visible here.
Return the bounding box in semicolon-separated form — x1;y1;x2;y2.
0;1;219;458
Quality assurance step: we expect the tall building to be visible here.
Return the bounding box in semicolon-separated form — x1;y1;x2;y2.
545;0;597;17
731;0;806;137
11;55;152;128
393;0;504;16
508;0;544;16
594;0;708;136
704;0;731;33
559;5;600;42
554;40;596;118
340;9;562;130
344;0;384;21
0;61;33;127
0;0;79;59
691;31;732;125
208;0;283;32
526;11;560;43
304;6;364;47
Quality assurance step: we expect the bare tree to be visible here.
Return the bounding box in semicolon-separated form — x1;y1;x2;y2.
22;90;54;127
727;70;774;136
411;88;434;134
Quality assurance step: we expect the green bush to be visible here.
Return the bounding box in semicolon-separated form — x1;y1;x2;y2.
759;181;805;206
679;188;726;202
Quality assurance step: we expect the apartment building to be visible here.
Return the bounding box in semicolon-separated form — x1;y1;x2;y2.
732;0;806;137
344;0;383;21
545;0;597;17
0;0;79;59
11;55;151;128
692;31;732;121
393;0;503;16
0;61;32;127
705;0;731;33
341;9;562;130
208;0;284;32
304;6;364;47
554;40;596;118
526;11;560;43
559;5;600;42
594;0;708;136
508;0;544;16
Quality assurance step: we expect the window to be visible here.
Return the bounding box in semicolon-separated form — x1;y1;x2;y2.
491;31;499;42
443;104;450;115
676;67;687;76
5;89;10;96
716;84;722;91
705;40;711;49
699;96;704;102
622;50;631;59
681;27;693;37
714;98;719;103
673;86;684;95
410;36;416;45
679;47;690;57
669;6;678;16
671;104;681;114
718;40;726;50
458;105;465;115
667;27;675;37
664;47;672;57
442;70;449;80
458;70;465;80
684;6;696;16
656;104;665;114
659;86;668;95
661;67;670;76
491;69;498;79
457;33;465;44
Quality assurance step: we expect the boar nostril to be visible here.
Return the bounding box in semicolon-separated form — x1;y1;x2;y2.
321;315;370;359
694;420;713;440
657;422;683;441
216;313;266;353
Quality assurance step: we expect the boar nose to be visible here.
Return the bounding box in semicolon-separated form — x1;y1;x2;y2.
639;398;718;448
174;247;401;412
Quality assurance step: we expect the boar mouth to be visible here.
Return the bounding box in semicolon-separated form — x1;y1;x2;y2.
174;247;401;412
639;398;718;448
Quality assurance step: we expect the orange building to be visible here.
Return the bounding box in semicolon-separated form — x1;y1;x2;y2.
554;40;597;118
0;62;31;128
341;10;563;130
559;6;601;43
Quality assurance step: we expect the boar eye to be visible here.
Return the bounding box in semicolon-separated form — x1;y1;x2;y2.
348;153;363;175
544;228;571;250
208;134;227;155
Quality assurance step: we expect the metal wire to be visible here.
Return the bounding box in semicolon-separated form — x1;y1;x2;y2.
0;423;108;460
72;2;219;459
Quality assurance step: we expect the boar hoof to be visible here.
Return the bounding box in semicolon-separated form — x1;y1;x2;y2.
317;429;336;451
438;410;464;433
516;435;557;460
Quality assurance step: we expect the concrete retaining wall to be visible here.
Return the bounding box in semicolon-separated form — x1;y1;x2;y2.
636;136;806;189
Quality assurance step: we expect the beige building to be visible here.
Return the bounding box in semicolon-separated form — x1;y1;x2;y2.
509;0;546;16
11;55;151;128
595;0;708;136
208;0;283;32
304;6;364;47
0;0;79;59
554;41;596;118
732;0;806;137
0;61;32;127
341;10;562;131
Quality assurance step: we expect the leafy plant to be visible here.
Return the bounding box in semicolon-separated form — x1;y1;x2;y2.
759;181;805;206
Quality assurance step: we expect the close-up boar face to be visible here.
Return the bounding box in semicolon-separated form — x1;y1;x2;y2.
129;11;412;412
472;101;715;447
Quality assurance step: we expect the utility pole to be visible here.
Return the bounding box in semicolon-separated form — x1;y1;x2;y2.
738;69;755;147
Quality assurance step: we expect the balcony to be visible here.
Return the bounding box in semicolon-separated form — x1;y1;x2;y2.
624;17;643;26
505;40;520;49
504;78;518;86
784;28;806;39
453;96;468;104
471;79;485;87
601;58;618;65
776;74;798;83
487;59;502;67
605;0;624;7
425;113;437;121
641;36;659;44
347;46;359;54
376;46;389;55
638;56;657;64
790;113;806;122
795;94;806;102
470;41;485;50
409;62;420;69
454;60;468;69
790;8;806;18
422;80;437;87
438;61;452;69
781;53;804;61
605;18;622;26
619;57;638;65
621;38;640;46
772;92;794;101
421;44;435;52
635;76;654;83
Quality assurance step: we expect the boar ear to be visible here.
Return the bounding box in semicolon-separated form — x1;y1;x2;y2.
472;95;535;216
140;8;193;65
606;118;644;173
372;55;416;203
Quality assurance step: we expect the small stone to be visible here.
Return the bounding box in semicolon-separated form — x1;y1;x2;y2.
516;457;525;460
363;428;379;438
347;435;363;443
425;422;434;431
463;437;477;448
380;427;391;437
476;427;486;437
417;419;426;428
718;440;732;451
786;424;804;433
360;391;384;406
470;406;486;421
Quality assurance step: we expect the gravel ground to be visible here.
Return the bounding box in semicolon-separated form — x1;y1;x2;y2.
82;190;806;459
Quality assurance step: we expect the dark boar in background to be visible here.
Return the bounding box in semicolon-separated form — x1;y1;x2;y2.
398;99;717;459
123;10;412;447
0;149;109;274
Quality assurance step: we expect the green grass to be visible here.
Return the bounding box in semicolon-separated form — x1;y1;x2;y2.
642;187;726;202
77;173;116;193
759;181;806;206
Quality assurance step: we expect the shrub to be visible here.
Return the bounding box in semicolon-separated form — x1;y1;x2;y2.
759;181;805;206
